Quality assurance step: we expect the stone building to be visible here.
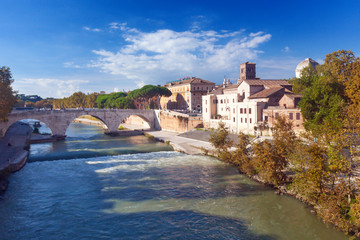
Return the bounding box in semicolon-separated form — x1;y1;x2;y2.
263;93;304;133
160;77;215;111
202;62;303;134
134;96;161;109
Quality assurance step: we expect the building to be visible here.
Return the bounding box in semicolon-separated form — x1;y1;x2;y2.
262;93;304;133
134;96;161;109
295;58;319;78
202;62;304;135
160;77;215;111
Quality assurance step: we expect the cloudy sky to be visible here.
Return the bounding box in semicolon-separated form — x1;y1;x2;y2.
1;0;360;98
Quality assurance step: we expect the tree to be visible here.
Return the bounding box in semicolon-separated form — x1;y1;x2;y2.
68;91;86;108
290;142;329;203
0;67;17;121
128;85;171;109
209;122;232;159
232;132;253;175
84;93;99;108
95;94;109;108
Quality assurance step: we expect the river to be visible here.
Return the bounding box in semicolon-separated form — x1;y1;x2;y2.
0;123;349;239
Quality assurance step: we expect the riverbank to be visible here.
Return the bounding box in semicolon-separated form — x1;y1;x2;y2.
0;122;32;194
145;130;214;155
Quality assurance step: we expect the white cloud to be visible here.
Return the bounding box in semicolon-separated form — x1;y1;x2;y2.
15;78;89;98
89;26;272;84
282;46;290;53
64;61;81;69
83;26;102;32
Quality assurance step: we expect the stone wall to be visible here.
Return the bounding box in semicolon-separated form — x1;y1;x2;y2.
157;111;203;133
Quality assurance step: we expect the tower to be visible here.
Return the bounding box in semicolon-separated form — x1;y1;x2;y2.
238;62;256;83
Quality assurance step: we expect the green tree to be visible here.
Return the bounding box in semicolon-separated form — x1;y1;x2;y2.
95;94;109;108
128;85;171;109
232;132;253;175
209;122;232;159
290;143;329;203
0;67;17;121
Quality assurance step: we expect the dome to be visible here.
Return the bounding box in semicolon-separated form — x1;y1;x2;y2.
295;58;319;78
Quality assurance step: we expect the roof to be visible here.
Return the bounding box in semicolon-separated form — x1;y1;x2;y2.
248;87;284;99
284;93;302;99
165;77;215;87
242;79;292;86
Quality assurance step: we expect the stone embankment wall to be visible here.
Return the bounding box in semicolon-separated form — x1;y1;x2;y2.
122;115;151;128
155;110;203;133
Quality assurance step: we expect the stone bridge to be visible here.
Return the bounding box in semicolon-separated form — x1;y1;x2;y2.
0;109;160;137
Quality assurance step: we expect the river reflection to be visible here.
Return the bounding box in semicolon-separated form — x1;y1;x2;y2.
0;123;349;240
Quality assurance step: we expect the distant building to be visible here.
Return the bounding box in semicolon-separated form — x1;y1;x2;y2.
134;96;161;110
202;62;304;135
295;58;319;78
160;77;215;111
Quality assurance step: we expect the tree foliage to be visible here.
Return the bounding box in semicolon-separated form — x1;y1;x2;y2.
209;122;232;159
0;66;17;121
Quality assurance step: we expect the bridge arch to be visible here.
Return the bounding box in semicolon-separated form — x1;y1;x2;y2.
120;114;152;130
2;116;55;137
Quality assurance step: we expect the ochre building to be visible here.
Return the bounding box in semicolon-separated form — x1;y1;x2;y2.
160;77;215;111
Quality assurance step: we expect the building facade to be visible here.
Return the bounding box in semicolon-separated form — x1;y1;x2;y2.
202;62;304;134
160;77;215;111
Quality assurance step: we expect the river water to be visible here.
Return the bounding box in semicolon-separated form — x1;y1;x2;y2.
0;123;349;239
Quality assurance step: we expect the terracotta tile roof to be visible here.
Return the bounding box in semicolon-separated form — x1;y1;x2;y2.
165;77;215;87
243;79;292;86
248;86;284;99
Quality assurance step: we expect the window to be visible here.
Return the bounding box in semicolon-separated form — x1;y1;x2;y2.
216;100;218;103
233;117;235;122
289;113;293;120
296;112;301;120
241;118;243;123
205;100;207;104
227;99;229;103
249;108;252;114
264;116;268;121
205;108;207;113
245;118;247;123
233;99;235;103
233;108;235;113
244;108;247;114
221;100;223;104
250;118;252;123
240;108;243;114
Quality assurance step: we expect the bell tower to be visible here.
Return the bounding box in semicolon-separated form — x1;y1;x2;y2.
238;62;256;83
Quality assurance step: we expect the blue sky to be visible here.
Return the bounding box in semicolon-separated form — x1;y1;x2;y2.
1;0;360;98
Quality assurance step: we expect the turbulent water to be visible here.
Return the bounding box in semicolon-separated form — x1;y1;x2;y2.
0;123;349;239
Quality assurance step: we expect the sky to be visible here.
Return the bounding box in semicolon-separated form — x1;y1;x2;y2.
1;0;360;98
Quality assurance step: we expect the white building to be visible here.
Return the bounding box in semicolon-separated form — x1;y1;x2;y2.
202;62;294;134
